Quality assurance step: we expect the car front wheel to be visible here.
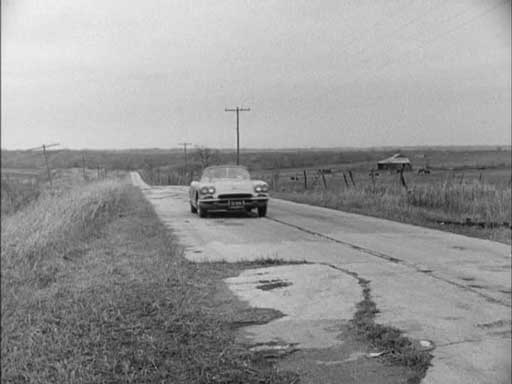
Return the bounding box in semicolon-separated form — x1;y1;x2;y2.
257;205;267;217
198;203;207;218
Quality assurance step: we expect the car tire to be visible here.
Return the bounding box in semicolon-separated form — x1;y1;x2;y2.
257;206;267;217
190;203;197;214
198;204;207;218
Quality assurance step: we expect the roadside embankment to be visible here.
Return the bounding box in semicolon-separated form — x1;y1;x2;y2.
1;179;296;383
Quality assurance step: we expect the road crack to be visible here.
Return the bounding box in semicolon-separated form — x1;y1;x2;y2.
266;216;511;308
309;261;434;384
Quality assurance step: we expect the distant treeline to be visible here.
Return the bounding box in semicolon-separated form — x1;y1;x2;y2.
2;148;510;172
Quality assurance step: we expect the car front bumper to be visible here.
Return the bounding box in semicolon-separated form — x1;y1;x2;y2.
198;196;268;211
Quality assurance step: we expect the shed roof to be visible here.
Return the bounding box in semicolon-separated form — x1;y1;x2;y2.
378;153;411;164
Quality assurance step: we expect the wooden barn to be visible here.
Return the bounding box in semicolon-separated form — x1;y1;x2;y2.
377;153;412;171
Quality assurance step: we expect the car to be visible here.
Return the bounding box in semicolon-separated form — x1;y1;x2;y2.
189;165;269;218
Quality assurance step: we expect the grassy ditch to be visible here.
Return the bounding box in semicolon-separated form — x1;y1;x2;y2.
274;179;512;244
350;278;433;384
1;180;297;383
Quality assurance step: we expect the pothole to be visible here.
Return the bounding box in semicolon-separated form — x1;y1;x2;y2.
256;279;292;291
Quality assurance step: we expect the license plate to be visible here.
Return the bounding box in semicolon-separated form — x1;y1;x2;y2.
228;200;244;208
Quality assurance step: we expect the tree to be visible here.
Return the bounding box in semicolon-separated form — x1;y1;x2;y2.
194;147;220;168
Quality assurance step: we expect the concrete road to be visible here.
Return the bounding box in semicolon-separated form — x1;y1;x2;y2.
131;173;511;384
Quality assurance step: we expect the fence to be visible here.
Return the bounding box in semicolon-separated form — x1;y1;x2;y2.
264;166;413;193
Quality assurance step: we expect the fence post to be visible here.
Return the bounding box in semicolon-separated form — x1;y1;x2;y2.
320;170;327;189
343;172;350;187
399;168;408;190
272;171;280;191
82;153;87;180
303;169;308;190
348;170;356;187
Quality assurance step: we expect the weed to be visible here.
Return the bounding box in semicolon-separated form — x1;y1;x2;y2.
1;181;298;383
275;176;511;244
350;280;433;384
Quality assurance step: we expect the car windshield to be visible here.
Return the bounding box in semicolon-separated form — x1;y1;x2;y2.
201;166;250;181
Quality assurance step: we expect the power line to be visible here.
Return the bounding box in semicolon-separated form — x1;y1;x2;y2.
340;0;509;90
334;2;424;55
340;1;449;65
419;0;509;46
225;107;250;165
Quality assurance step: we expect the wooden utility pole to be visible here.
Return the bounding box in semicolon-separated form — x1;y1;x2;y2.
225;106;250;165
178;142;192;171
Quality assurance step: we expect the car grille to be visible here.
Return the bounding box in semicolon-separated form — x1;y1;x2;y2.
218;193;252;200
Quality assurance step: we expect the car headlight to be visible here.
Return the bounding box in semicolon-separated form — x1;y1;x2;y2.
200;186;215;195
254;184;269;193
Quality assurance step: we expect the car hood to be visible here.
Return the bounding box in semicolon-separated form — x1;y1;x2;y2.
210;180;255;195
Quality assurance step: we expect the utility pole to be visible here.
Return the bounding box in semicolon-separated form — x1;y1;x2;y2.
225;106;250;165
178;142;192;170
27;143;59;187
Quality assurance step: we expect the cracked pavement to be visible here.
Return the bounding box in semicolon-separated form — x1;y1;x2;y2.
131;173;511;384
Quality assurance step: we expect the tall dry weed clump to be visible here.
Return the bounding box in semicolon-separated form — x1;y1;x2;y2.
1;180;126;300
407;181;512;223
1;178;41;215
279;178;511;225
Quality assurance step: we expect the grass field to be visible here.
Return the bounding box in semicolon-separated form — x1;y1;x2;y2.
271;167;511;244
2;146;510;172
1;167;121;216
3;146;511;243
1;177;300;383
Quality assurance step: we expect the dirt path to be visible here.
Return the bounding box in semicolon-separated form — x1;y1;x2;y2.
131;172;511;384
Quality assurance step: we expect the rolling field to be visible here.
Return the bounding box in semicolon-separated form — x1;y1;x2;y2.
3;147;511;242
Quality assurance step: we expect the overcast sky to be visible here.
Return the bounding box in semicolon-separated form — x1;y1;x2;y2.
2;0;511;150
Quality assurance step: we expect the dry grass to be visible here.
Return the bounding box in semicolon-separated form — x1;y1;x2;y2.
275;176;512;244
1;178;41;216
1;180;297;383
350;280;432;384
1;180;125;289
1;168;120;216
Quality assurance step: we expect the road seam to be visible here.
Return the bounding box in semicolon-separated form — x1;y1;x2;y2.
266;216;511;308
